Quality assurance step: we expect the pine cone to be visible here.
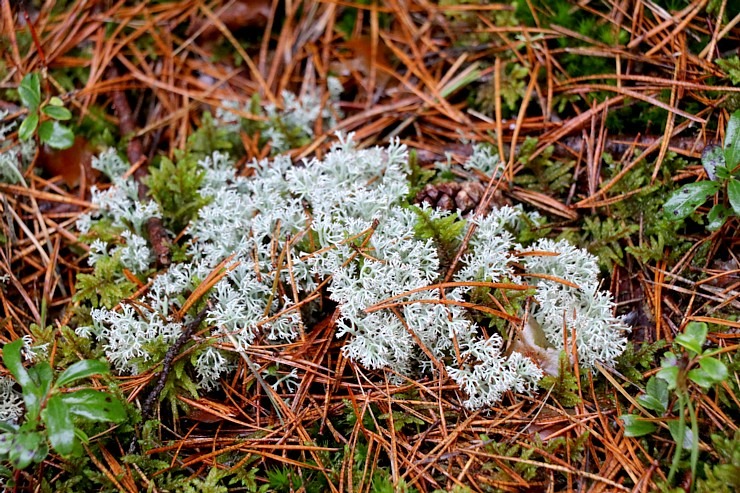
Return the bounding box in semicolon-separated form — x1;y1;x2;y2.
415;181;489;215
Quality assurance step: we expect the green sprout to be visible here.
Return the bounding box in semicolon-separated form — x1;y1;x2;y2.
17;72;75;149
0;339;126;471
664;110;740;229
620;322;729;491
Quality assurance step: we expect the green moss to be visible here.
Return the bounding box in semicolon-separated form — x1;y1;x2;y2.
539;353;581;408
147;154;209;233
72;252;135;309
514;137;575;195
616;340;666;383
695;431;740;492
412;204;467;270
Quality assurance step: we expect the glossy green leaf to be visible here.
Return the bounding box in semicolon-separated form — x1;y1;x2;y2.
31;440;49;465
656;365;679;390
27;361;53;390
675;322;707;355
707;204;730;231
18;73;41;110
2;340;31;387
38;120;75;149
657;352;680;389
73;426;89;444
687;368;715;389
698;356;728;383
23;362;53;420
621;414;657;437
636;394;665;415
663;181;720;220
0;421;16;433
637;377;668;414
41;105;72;121
61;389;126;423
0;433;13;455
18;112;39;140
8;429;43;470
724;110;740;168
701;144;724;181
43;395;78;456
728;178;740;217
48;96;63;106
55;359;109;388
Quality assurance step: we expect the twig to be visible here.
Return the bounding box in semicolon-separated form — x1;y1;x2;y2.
106;66;171;266
412;135;704;166
139;308;208;422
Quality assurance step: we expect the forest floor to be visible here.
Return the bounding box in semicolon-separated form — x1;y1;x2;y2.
0;1;739;492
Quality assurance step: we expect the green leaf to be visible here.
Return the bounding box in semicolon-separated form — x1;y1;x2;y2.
715;162;731;180
31;440;49;465
620;414;657;437
687;368;716;389
0;433;13;454
638;377;669;414
27;361;53;390
663;181;720;220
73;267;136;309
18;73;41;110
728;178;740;216
0;422;18;434
18;112;39;140
668;420;694;450
73;426;89;444
9;428;44;470
24;362;53;420
38;121;75;149
657;353;680;390
636;394;665;414
698;356;728;383
43;395;78;456
724;110;740;168
701;144;725;181
41;105;72;121
707;204;730;231
676;322;707;355
48;96;63;106
2;340;31;387
55;359;109;388
61;389;126;423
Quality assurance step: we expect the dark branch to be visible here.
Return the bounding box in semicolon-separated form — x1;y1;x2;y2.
107;66;171;266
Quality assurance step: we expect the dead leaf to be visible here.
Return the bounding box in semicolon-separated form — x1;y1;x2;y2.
36;135;95;188
187;0;271;38
508;318;561;376
330;37;392;91
179;395;239;423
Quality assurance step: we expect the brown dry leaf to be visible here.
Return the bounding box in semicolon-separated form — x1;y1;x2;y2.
187;0;271;38
330;37;392;90
36;136;95;188
705;258;740;289
179;395;240;424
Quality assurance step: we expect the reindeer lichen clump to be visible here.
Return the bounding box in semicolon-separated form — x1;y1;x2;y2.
75;132;628;409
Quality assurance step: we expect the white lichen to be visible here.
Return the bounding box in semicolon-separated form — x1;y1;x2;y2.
521;238;629;367
0;376;23;423
76;121;627;409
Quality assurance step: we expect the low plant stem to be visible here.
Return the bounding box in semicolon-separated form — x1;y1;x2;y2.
687;396;699;492
667;392;687;485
